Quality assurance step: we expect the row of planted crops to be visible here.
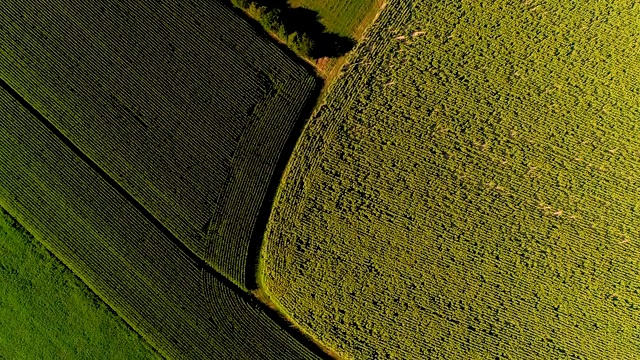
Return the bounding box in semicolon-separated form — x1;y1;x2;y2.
0;0;320;358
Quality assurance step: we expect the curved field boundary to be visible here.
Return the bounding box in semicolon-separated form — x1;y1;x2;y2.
257;2;412;356
0;82;321;358
260;0;640;357
261;0;412;272
0;0;316;288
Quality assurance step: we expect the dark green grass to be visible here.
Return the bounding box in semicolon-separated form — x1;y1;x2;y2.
0;209;158;359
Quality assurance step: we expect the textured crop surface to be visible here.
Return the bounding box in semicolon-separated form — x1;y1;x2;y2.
0;87;317;359
0;209;158;359
0;0;315;287
263;0;640;358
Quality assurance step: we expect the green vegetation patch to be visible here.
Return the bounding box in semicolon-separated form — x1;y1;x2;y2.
263;0;640;358
231;0;379;59
0;208;157;359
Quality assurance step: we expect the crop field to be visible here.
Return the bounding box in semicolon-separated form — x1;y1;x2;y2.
0;208;157;359
262;0;640;358
0;85;318;358
0;0;315;288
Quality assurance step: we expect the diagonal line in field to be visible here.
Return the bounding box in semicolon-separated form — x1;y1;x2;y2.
0;77;331;360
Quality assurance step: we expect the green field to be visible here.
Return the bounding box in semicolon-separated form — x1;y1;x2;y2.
0;0;322;357
7;0;640;357
288;0;382;38
0;0;315;288
262;0;640;358
0;209;157;359
0;83;317;358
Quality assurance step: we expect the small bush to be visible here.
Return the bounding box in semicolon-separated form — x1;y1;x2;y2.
247;2;267;18
288;32;315;57
260;9;282;32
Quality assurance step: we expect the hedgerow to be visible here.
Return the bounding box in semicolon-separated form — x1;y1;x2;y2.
230;0;316;58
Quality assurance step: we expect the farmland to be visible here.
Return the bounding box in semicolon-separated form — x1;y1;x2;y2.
0;0;315;288
285;0;386;80
0;208;157;359
0;84;319;358
262;0;640;358
0;0;326;357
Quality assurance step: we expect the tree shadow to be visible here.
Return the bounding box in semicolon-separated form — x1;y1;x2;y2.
254;0;355;58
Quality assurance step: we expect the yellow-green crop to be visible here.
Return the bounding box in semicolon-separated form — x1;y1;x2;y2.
262;0;640;358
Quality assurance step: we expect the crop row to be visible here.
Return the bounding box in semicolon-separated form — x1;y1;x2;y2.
262;0;640;358
0;0;316;288
0;85;318;358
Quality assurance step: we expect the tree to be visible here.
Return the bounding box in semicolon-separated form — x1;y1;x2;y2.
289;32;315;57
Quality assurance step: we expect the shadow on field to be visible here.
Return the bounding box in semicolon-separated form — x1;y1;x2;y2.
225;2;332;356
1;75;329;358
224;0;326;291
230;0;355;59
241;61;329;358
256;0;356;58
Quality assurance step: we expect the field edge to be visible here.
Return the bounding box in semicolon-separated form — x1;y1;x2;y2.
0;203;166;359
251;2;398;358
